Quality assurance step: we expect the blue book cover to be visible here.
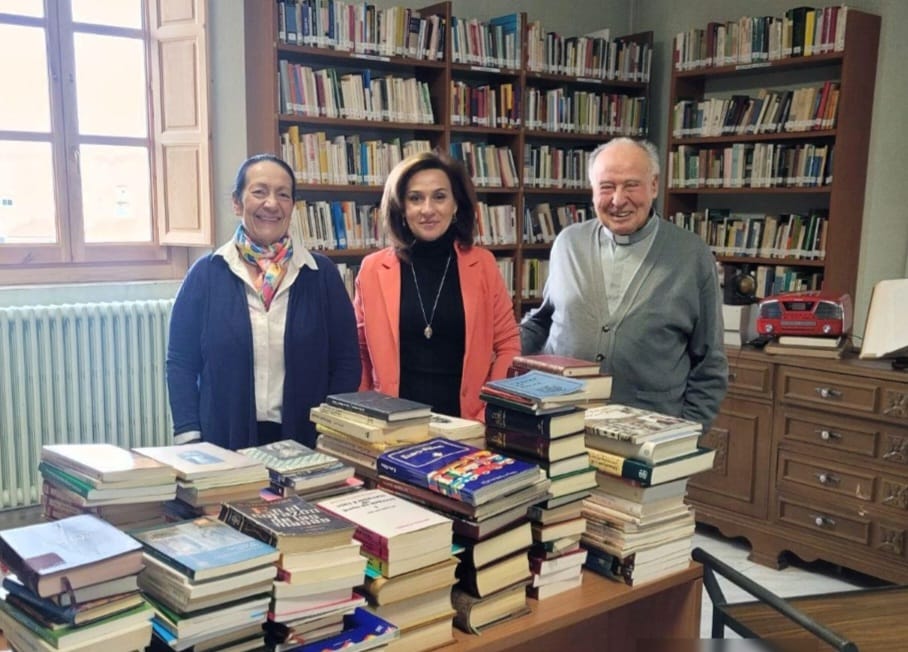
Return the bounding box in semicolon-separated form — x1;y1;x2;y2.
377;438;542;506
131;516;279;581
485;369;585;400
299;606;398;651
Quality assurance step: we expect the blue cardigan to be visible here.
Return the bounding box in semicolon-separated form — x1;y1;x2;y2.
166;253;361;449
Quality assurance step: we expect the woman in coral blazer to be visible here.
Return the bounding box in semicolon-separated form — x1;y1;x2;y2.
354;152;520;421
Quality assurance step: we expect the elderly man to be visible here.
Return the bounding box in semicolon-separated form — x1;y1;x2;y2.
520;137;728;429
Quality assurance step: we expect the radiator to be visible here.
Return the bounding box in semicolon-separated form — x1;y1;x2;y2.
0;299;175;509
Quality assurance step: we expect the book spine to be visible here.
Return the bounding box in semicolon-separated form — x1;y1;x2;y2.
485;404;553;436
325;396;387;420
510;359;569;375
486;428;548;459
583;548;632;585
587;449;652;485
351;526;389;559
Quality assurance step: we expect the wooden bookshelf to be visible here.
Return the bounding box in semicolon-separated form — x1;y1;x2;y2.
243;1;652;316
664;9;880;301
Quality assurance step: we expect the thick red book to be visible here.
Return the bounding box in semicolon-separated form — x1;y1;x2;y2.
510;354;601;377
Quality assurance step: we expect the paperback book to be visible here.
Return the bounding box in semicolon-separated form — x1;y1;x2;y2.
218;494;355;553
132;442;268;483
485;403;585;438
584;404;702;443
324;390;432;422
376;438;544;506
40;444;176;485
237;439;340;475
131;516;279;581
0;514;144;598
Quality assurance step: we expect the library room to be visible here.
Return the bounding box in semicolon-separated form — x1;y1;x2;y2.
1;0;907;650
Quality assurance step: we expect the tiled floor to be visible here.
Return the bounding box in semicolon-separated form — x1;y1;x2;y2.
692;524;890;639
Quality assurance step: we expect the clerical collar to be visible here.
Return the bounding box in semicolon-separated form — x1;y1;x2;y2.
601;210;658;246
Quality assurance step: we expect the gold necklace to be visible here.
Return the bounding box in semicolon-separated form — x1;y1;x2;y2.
410;253;452;340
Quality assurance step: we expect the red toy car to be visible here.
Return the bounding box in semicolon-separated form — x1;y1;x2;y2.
756;291;852;337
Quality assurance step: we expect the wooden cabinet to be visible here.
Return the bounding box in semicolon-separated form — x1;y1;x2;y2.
243;1;652;315
663;9;880;301
693;351;908;584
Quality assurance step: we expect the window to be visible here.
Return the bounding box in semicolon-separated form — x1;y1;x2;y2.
0;0;211;285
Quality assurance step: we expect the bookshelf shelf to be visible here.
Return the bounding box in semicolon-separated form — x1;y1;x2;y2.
245;1;652;313
665;8;880;300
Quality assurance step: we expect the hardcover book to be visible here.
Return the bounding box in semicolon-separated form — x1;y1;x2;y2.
584;404;702;444
486;428;586;461
324;390;432;422
484;370;585;403
589;447;717;486
1;576;144;627
427;412;486;440
451;581;529;634
0;514;144;598
510;354;601;376
360;557;459;605
238;439;340;474
218;495;355;554
40;444;176;485
485;404;585;438
591;474;690;504
131;516;279;581
376;438;544;506
455;550;531;598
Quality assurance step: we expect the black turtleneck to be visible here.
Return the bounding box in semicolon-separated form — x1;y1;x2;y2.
399;230;465;417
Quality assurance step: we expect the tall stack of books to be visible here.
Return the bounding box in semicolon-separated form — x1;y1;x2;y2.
133;442;269;518
38;443;176;528
376;438;549;635
312;391;433;486
317;489;457;651
0;514;154;651
581;404;717;585
482;363;604;599
217;494;368;650
238;439;362;501
131;516;279;651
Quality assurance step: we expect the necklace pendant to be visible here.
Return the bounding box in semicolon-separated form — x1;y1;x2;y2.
424;325;433;339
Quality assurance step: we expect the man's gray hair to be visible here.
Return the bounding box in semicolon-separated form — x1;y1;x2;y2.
587;138;661;185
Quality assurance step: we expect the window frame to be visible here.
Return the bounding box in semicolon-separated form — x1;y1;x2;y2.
0;0;211;285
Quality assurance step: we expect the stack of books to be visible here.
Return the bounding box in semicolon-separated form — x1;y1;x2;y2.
375;438;549;634
482;359;605;599
38;443;176;528
316;489;457;651
131;516;279;651
238;439;361;501
0;514;154;651
133;442;269;518
217;494;368;649
581;404;716;586
312;391;433;485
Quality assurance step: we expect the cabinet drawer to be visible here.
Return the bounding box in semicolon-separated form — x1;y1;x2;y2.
778;366;878;415
727;356;773;397
776;449;875;502
776;495;871;546
776;406;878;458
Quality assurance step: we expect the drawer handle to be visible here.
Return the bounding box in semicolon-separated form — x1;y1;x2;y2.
815;472;840;486
815;429;842;441
815;387;842;400
728;372;737;382
811;514;836;529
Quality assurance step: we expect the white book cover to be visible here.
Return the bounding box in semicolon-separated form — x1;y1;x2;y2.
133;442;268;482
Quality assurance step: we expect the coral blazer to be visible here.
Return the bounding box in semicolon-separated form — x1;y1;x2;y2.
353;244;520;422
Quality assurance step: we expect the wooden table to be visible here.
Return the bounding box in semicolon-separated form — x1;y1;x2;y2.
451;564;703;651
0;565;702;651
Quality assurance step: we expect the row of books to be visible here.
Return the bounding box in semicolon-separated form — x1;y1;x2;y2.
448;141;520;189
293;199;385;252
673;5;849;70
450;80;521;129
278;62;435;124
521;258;549;300
522;144;591;190
667;210;828;261
451;13;523;70
668;142;833;190
280;128;432;186
672;81;841;139
526;23;652;82
524;88;647;137
524;202;591;244
278;0;446;61
475;202;518;246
